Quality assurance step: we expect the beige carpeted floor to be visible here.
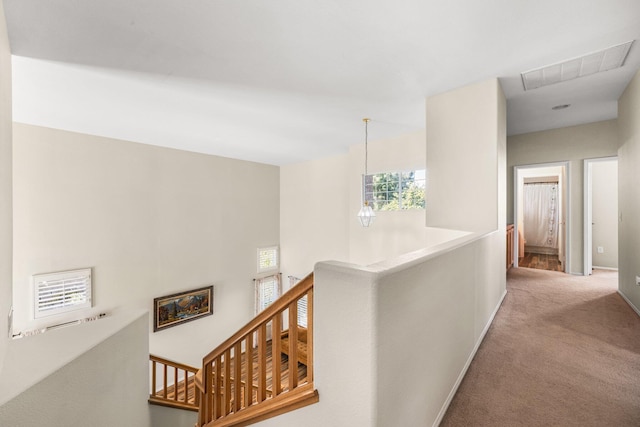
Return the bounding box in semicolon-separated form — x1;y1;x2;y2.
441;267;640;427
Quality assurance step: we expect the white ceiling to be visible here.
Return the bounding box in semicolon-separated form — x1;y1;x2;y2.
4;0;640;165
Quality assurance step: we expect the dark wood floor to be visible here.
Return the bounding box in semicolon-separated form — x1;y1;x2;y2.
519;252;563;272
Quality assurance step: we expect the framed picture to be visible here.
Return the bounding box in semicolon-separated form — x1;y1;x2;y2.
153;285;213;332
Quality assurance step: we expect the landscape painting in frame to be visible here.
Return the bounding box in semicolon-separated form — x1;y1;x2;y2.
154;285;213;332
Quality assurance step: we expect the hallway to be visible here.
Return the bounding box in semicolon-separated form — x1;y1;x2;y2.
441;268;640;426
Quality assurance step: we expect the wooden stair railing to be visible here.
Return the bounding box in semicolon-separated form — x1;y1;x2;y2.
149;354;200;411
196;273;318;427
506;224;514;270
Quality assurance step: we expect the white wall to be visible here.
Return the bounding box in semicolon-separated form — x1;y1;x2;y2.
508;120;619;273
0;311;150;426
12;124;280;367
617;70;640;312
376;232;505;426
150;405;197;427
425;79;504;233
591;159;618;269
0;2;12;373
280;154;350;282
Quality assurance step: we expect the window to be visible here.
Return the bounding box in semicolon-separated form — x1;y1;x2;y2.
33;268;92;319
288;275;308;328
257;246;279;273
297;295;308;328
363;169;426;211
254;274;282;315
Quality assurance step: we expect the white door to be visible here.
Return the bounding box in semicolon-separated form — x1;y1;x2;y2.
584;157;618;275
585;162;594;275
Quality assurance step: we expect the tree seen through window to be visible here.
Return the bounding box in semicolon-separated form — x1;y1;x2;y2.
364;169;426;211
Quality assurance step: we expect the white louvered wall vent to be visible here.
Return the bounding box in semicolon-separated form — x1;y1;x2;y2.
33;268;92;319
522;40;634;91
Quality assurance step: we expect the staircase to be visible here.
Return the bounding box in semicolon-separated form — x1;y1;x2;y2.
149;273;318;426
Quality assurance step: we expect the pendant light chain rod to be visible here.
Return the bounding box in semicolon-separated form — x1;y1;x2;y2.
363;118;370;176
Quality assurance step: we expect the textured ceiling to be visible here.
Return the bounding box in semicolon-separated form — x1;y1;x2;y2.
4;0;640;165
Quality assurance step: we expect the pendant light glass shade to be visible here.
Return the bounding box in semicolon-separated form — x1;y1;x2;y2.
357;200;376;227
357;118;375;227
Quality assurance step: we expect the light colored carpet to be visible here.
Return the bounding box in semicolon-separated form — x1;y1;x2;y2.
441;267;640;427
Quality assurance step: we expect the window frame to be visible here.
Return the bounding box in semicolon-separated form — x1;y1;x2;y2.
288;275;308;328
363;169;426;211
257;246;279;274
33;268;92;319
254;273;282;315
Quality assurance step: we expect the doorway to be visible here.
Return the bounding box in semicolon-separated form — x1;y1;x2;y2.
514;163;570;273
584;157;618;275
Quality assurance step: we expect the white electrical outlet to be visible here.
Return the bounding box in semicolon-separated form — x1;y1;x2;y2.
597;246;604;254
636;276;640;286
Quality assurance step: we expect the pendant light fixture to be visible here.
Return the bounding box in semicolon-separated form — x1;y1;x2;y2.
357;118;376;227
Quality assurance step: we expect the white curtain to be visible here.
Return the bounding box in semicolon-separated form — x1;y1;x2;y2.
523;183;559;249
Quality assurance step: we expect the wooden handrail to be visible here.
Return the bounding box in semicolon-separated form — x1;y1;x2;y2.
151;354;200;373
149;354;200;412
197;272;318;426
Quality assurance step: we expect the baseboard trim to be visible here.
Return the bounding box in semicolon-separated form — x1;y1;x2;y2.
593;266;619;271
618;290;640;318
432;289;508;427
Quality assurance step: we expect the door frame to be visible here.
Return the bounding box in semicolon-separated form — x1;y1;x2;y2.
513;161;571;273
583;156;618;275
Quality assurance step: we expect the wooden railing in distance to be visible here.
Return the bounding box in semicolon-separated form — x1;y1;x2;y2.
196;273;318;427
149;354;200;412
507;224;514;270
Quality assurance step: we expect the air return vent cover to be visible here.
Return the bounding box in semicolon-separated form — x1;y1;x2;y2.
522;41;634;91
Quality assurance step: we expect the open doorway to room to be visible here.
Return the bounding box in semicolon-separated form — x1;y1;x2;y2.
514;163;569;273
584;157;618;275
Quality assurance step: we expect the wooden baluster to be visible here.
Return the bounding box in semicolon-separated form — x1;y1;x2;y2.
211;364;216;421
183;369;188;404
245;334;253;407
289;301;298;390
203;366;209;422
224;349;232;415
257;324;267;402
163;363;168;398
186;369;190;404
194;370;201;408
214;357;222;420
307;289;314;383
151;360;157;398
211;363;216;420
174;366;179;401
272;313;282;395
183;369;186;404
234;341;242;412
